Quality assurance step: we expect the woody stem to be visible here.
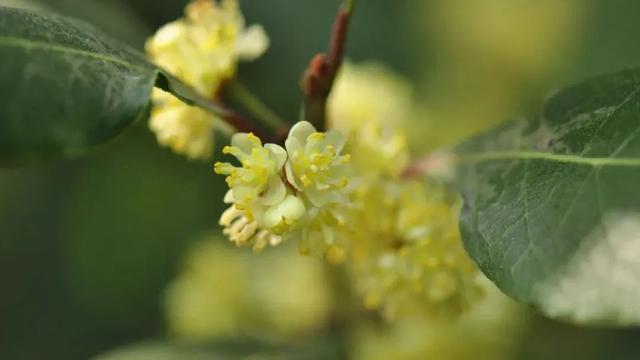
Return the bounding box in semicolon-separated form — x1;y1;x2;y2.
300;0;356;131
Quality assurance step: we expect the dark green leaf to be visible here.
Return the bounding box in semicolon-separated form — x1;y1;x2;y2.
457;68;640;325
0;7;225;163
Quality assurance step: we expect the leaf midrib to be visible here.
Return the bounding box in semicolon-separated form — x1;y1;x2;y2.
459;151;640;167
0;35;152;72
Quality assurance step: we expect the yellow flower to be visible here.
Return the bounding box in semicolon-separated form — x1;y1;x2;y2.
165;237;333;342
261;193;307;235
219;195;282;252
285;121;351;207
164;240;248;340
214;122;353;257
146;0;269;96
149;89;217;160
250;251;334;338
349;180;482;320
215;132;288;209
215;132;307;250
328;62;412;131
146;0;269;160
350;278;527;360
294;204;349;262
327;62;412;177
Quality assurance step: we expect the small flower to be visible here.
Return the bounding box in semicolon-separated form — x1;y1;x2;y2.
215;132;307;250
215;132;287;210
327;62;412;177
285;121;351;207
349;181;483;320
165;236;333;341
149;89;217;160
219;192;283;252
328;62;412;132
214;122;353;257
146;0;269;96
146;0;269;160
261;193;307;235
295;205;349;263
164;239;248;340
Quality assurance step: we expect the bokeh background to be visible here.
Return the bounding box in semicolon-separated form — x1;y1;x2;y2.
2;0;640;359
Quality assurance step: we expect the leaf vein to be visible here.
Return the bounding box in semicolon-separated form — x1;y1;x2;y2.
459;151;640;167
0;35;152;73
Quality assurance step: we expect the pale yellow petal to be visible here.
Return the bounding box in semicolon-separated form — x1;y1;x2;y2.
236;24;270;61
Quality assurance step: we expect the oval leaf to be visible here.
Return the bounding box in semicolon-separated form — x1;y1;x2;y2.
457;69;640;325
0;7;225;163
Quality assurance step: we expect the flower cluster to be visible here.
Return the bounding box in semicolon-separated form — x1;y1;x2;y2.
348;181;482;320
350;278;525;360
214;121;351;258
165;236;332;341
326;62;483;319
328;62;412;177
146;0;269;159
148;89;217;159
212;62;483;319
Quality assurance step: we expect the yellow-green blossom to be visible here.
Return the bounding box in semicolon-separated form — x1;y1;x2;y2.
149;89;217;160
215;133;307;250
165;237;333;342
146;0;269;95
219;192;283;251
328;62;412;132
215;132;288;210
215;122;352;257
327;62;412;177
165;240;247;340
285;121;351;207
350;278;527;360
349;181;482;320
323;61;482;318
250;251;334;338
146;0;269;160
294;204;350;263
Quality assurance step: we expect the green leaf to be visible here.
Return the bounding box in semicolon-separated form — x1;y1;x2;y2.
0;7;226;163
456;68;640;326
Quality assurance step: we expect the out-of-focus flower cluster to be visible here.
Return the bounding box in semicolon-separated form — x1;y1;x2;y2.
164;236;333;341
350;278;527;360
328;63;483;320
348;181;481;320
146;0;269;159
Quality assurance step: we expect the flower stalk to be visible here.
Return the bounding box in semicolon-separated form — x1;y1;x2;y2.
224;79;289;131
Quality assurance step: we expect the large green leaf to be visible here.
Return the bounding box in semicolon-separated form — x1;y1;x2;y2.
0;6;224;163
457;68;640;325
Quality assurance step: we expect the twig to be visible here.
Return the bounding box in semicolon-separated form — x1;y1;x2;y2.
300;1;355;130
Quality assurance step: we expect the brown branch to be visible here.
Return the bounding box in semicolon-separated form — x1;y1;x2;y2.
218;1;355;141
300;2;354;131
327;5;351;74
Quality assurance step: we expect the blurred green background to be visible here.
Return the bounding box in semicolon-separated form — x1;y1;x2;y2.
2;0;640;359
